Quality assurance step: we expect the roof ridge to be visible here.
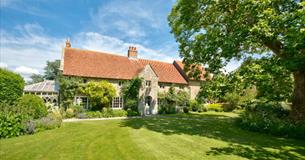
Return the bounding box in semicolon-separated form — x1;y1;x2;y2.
66;47;128;59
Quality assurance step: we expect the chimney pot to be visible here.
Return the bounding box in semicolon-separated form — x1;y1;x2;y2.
65;38;71;48
128;46;138;59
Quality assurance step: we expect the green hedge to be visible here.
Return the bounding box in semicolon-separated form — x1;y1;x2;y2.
207;103;224;112
17;95;48;119
0;69;24;103
237;101;305;139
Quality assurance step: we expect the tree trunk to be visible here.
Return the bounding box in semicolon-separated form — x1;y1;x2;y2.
291;70;305;122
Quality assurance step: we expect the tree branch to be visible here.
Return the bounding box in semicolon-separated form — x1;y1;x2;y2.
263;40;283;58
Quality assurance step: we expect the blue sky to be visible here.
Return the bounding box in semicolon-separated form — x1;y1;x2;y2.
0;0;240;81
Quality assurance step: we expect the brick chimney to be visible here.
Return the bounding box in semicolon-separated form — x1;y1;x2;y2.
127;46;138;59
65;38;71;48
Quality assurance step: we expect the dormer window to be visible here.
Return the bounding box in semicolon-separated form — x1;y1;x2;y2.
146;80;151;87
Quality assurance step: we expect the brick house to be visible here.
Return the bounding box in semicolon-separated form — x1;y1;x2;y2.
60;40;205;115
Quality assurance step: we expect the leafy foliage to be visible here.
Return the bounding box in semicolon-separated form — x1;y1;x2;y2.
0;68;25;103
236;57;293;101
158;86;190;114
169;0;305;120
44;60;61;80
59;76;82;108
81;81;116;110
238;101;305;139
121;77;143;112
28;74;44;84
197;74;230;103
17;95;48;119
0;112;26;138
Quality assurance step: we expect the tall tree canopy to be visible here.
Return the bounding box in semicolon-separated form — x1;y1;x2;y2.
44;60;60;80
28;74;44;84
169;0;305;121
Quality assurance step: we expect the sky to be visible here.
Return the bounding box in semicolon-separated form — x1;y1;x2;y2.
0;0;240;81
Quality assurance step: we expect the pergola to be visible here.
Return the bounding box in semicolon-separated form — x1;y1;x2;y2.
23;80;59;106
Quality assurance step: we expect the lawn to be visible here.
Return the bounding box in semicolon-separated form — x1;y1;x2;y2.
1;112;304;160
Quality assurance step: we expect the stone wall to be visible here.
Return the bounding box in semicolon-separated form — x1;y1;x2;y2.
138;65;159;115
188;80;201;99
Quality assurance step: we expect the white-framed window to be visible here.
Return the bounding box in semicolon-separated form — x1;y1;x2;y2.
146;80;151;87
118;81;123;87
112;97;123;109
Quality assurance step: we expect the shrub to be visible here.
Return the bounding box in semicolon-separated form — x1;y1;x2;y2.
127;108;139;116
76;113;87;119
0;68;25;103
189;100;199;111
158;104;176;114
86;111;103;118
25;120;36;134
65;108;75;118
207;103;223;112
0;112;28;138
237;101;304;139
112;109;128;117
81;81;116;109
18;95;47;119
198;104;208;112
183;107;189;113
223;92;240;112
35;113;62;131
70;105;84;113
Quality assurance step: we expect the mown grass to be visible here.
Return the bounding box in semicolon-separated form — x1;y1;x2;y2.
1;112;304;160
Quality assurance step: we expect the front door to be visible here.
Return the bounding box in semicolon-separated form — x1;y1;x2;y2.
145;96;152;115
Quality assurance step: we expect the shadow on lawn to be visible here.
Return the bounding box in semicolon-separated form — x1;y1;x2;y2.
120;114;305;159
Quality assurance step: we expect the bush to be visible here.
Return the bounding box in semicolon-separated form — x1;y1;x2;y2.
183;107;189;113
112;109;127;117
35;113;62;131
237;101;304;139
69;105;84;114
65;108;75;118
198;104;208;112
81;81;116;109
223;92;240;112
207;103;223;112
0;69;25;103
76;113;87;119
158;104;176;114
25;120;36;134
0;112;27;138
18;95;47;119
189;100;199;111
127;108;139;116
86;111;102;118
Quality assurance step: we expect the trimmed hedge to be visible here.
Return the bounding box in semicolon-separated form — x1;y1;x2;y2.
0;69;25;103
207;103;223;112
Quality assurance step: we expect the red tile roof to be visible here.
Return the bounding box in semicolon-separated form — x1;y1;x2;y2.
63;48;189;84
174;60;207;81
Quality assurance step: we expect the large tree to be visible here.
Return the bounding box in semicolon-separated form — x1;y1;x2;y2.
169;0;305;121
28;74;44;84
44;60;60;80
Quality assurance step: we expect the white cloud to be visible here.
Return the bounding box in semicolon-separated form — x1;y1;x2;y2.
1;23;178;81
90;0;164;39
15;66;39;75
0;62;8;68
0;23;65;69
